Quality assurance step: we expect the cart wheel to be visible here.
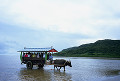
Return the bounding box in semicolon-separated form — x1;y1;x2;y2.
38;64;44;68
26;61;33;69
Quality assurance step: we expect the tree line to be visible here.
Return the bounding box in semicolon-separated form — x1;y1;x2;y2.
54;39;120;58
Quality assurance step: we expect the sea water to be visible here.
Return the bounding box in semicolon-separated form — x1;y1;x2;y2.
0;54;120;81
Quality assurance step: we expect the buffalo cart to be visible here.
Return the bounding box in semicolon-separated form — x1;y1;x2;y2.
18;47;58;69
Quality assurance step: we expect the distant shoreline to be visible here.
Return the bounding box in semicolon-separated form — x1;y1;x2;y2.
53;55;120;58
55;40;120;58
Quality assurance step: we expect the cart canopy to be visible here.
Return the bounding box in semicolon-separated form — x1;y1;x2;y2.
18;47;58;53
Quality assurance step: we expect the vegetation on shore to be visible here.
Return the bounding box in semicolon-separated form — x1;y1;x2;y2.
54;39;120;58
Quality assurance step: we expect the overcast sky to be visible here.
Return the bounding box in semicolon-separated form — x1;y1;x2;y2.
0;0;120;54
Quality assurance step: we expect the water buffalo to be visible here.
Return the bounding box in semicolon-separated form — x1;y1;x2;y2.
53;59;72;71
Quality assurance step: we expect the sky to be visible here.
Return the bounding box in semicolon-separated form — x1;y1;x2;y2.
0;0;120;54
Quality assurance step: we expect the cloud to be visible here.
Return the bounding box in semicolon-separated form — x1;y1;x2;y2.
0;0;108;34
0;22;90;52
0;0;120;52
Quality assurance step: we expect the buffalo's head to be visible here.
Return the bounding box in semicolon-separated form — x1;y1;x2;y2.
66;61;72;67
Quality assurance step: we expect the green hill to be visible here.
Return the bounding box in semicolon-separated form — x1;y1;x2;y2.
55;39;120;58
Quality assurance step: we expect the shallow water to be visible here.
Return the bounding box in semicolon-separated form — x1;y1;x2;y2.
0;54;120;81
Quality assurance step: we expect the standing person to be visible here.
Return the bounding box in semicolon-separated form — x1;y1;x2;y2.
49;53;53;64
49;53;53;60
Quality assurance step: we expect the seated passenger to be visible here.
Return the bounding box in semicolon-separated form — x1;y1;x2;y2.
28;52;31;57
39;53;42;58
24;53;28;57
37;53;39;58
28;54;30;57
43;53;45;58
23;53;25;57
32;53;36;57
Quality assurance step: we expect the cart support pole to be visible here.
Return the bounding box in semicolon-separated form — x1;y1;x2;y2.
20;52;22;62
45;52;47;62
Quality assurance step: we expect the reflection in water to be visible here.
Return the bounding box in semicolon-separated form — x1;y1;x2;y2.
105;70;120;76
19;68;72;81
0;55;120;81
53;70;72;81
98;69;120;77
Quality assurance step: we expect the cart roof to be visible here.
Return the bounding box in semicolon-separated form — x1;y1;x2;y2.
17;47;58;52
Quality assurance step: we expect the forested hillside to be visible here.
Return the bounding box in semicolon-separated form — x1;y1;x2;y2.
55;39;120;57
